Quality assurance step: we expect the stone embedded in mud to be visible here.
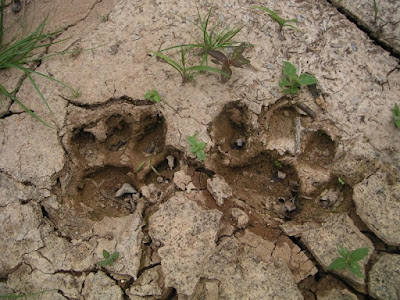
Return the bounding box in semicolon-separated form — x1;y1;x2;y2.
149;194;223;296
207;175;233;206
315;275;359;300
115;183;137;197
231;207;249;229
92;204;144;279
353;171;400;246
82;272;124;300
202;237;304;300
368;253;400;300
236;230;317;283
300;214;374;293
173;170;192;191
128;265;163;298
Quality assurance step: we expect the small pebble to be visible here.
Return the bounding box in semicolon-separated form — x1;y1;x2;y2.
277;171;287;179
351;41;358;51
157;176;164;183
115;183;137;197
166;155;175;170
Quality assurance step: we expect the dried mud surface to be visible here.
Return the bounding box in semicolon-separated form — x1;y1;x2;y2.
0;0;399;299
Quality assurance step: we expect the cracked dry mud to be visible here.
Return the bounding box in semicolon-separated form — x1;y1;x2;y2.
0;0;399;299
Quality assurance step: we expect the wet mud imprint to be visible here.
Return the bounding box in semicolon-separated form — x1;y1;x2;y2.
209;100;351;226
48;100;180;237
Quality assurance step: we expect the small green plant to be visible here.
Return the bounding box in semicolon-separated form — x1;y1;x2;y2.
338;177;345;185
98;249;120;267
187;133;207;161
392;103;400;129
274;160;283;168
252;6;301;32
373;0;384;23
0;0;80;127
208;42;250;83
163;8;245;64
327;246;368;279
145;89;161;102
150;47;227;83
136;158;160;176
279;61;317;94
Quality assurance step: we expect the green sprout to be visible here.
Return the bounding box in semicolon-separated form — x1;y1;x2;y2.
279;61;317;95
145;89;161;103
392;103;400;129
274;160;283;169
327;246;369;279
136;158;160;176
252;6;301;32
208;42;251;83
373;0;384;24
150;47;227;83
338;177;346;186
98;249;120;267
187;133;207;161
163;8;245;65
0;0;80;127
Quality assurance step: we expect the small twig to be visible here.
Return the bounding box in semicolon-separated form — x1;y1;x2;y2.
295;117;302;155
295;102;316;119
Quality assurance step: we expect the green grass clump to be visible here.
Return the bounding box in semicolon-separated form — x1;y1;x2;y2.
327;246;368;279
151;47;227;83
279;61;317;94
252;6;301;32
0;0;79;127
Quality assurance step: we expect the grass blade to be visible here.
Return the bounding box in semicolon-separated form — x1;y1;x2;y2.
150;50;183;74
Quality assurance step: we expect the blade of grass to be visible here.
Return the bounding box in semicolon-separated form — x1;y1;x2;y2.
150;50;183;74
0;84;53;127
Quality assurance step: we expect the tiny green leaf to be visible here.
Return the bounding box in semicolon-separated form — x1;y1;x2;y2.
298;73;317;86
278;78;291;89
349;262;365;279
283;61;297;77
327;257;347;270
392;104;400;129
111;251;120;261
103;249;110;259
349;247;368;262
338;246;350;258
197;150;206;161
338;177;345;185
136;161;145;173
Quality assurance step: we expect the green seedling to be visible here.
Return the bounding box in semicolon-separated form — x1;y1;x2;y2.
163;8;245;64
338;177;345;185
279;61;317;94
327;246;368;279
98;249;119;267
0;0;80;127
208;42;250;83
187;133;207;161
373;0;384;23
145;89;161;102
150;47;227;83
252;6;301;32
274;160;283;168
392;103;400;129
136;158;160;176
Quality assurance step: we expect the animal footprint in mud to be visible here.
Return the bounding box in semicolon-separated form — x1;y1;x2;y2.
47;100;179;237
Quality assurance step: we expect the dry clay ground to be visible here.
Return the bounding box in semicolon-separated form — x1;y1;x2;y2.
0;0;400;299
